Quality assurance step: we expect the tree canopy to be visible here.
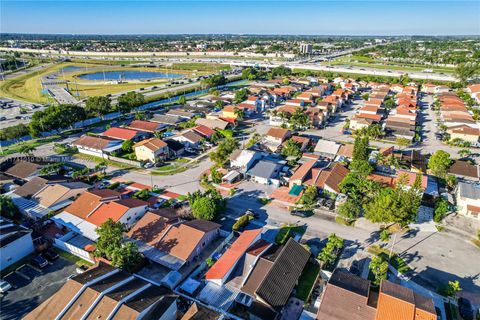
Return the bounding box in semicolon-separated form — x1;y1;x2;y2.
85;96;112;117
117;91;145;113
0;195;21;220
428;150;452;178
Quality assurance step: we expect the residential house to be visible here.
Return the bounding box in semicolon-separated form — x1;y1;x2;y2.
195;118;229;131
192;125;215;139
165;139;186;157
456;182;480;220
446;125;480;144
316;270;437;320
290;135;310;151
24;263;178;320
265;128;292;152
13;176;67;199
318;163;350;194
172;130;204;149
135;138;170;163
166;109;197;119
205;229;263;285
31;182;90;213
151;114;184;126
448;160;479;181
72;135;123;158
467;84;480;103
314;139;341;159
247;160;284;186
0;218;34;271
102;127;146;142
229;149;263;173
4;161;42;181
127;120;163;133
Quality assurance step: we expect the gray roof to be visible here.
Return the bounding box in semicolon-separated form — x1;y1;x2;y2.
247;160;283;179
458;182;480;199
151;114;183;125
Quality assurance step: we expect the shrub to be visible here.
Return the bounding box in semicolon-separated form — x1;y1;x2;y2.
232;214;253;231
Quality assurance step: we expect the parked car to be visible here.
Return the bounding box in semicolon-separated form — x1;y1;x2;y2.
458;298;474;320
291;210;311;218
144;162;154;169
75;265;89;274
31;255;49;268
0;280;12;293
323;199;335;210
43;249;59;262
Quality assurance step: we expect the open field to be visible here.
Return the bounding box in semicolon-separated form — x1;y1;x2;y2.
0;60;229;103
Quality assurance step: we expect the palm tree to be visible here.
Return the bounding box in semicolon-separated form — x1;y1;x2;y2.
233;107;245;121
19;144;36;156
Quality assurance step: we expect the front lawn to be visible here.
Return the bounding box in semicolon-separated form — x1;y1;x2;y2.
296;261;320;301
275;224;305;245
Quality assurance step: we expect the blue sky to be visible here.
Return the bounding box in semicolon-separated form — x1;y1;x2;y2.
1;1;479;35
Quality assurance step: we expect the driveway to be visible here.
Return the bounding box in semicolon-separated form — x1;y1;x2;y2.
0;257;77;320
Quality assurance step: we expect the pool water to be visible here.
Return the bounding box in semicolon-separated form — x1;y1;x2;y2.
78;70;182;81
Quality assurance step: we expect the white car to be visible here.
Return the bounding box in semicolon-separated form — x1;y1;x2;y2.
0;280;12;293
144;162;154;169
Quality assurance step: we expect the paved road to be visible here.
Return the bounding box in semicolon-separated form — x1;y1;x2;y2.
1;62;52;80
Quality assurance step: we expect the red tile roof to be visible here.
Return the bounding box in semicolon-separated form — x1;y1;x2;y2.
193;125;215;137
205;229;262;280
128;120;160;132
102;127;139;140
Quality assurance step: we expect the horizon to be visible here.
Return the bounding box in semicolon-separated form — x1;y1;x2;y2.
1;0;479;35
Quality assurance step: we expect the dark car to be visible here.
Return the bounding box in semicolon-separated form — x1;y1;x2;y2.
458;298;474;320
43;249;59;262
31;255;49;268
323;199;335;210
291;210;311;218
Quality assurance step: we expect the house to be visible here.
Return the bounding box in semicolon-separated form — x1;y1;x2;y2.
0;218;34;271
205;228;262;285
4;161;42;181
195;118;229;130
247;160;284;186
53;193;147;241
289;159;318;188
192;125;215;139
229;149;263;173
448;160;479;181
127;213;220;270
318;163;350;194
254;238;310;310
349;116;372;131
31;182;90;212
13;176;58;199
265;127;292;151
135;138;170;163
172;130;204;149
336;144;354;159
24;263;178;320
127;120;163;133
181;302;221;320
166;109;197;119
314;139;341;159
151;114;184;126
456;182;480;220
316;270;437;320
446;125;480;143
290;135;310;151
165;139;185;157
72;135;122;158
102;127;146;141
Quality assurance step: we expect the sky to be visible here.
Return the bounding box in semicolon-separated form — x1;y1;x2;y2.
1;0;479;36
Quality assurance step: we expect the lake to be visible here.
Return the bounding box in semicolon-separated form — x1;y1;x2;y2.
79;70;182;81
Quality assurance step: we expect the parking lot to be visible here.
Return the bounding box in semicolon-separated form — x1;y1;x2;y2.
0;256;77;320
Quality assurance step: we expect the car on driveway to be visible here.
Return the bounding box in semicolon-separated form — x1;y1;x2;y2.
245;209;259;218
75;265;89;274
31;255;48;268
0;280;12;293
291;210;312;218
43;249;59;262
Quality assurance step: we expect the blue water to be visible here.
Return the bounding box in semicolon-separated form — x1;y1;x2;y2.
79;70;182;81
61;66;83;73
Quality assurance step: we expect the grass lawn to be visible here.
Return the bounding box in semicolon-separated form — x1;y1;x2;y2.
296;261;321;301
330;56;454;73
151;164;188;176
367;245;411;274
0;135;61;157
170;63;231;71
335;216;355;227
54;248;94;267
74;153;136;169
275;224;305;245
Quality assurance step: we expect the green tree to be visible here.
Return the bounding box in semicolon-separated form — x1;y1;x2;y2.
18;144;36;156
352;136;369;161
361;93;369;100
234;88;249;103
246;133;262;148
117;91;145;113
233;107;245;120
428;150;452;178
191;197;218;220
178;96;187;105
318;234;344;268
442;280;462;297
454;62;479;85
29;104;87;137
111;242;143;273
369;256;389;285
281;139;302;158
209;138;239;166
300;185;317;207
289;108;310;130
0;195;21;220
214;100;225;109
434;197;450;223
337;198;362;220
85;96;112;117
349;159;373;178
94;219;125;260
121;140;134;153
380;230;391;242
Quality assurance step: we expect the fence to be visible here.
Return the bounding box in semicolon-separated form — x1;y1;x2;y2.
106;155;142;167
53;232;94;263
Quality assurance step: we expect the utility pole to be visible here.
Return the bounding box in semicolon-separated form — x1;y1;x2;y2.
389;232;397;260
